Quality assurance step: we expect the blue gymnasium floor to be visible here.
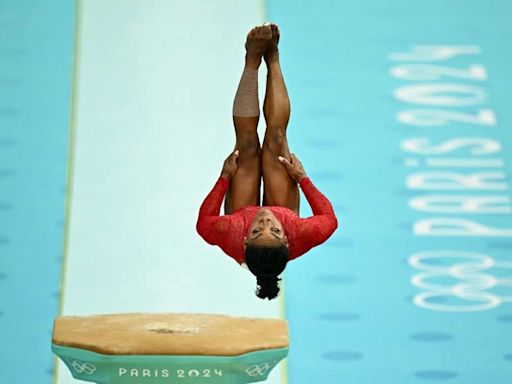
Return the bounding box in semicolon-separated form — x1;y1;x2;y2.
2;0;512;383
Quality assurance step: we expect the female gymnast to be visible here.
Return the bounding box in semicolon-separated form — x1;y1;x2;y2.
197;24;338;300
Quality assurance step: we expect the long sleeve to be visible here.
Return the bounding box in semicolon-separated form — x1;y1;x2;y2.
300;177;337;219
289;177;338;259
196;176;229;245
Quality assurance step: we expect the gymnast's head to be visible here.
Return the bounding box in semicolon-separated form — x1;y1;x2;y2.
244;208;289;300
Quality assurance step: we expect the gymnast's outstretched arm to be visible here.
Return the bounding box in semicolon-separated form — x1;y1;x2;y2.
196;151;239;245
280;154;338;253
280;154;336;218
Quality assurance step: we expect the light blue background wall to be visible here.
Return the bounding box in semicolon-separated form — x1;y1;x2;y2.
268;0;512;383
0;1;75;382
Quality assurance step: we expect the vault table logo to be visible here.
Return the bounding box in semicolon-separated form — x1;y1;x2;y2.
69;359;97;375
245;361;277;377
409;250;512;312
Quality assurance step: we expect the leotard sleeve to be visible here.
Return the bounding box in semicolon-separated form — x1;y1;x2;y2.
196;176;230;245
290;177;338;258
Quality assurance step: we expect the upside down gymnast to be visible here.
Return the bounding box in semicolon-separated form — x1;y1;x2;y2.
196;23;338;300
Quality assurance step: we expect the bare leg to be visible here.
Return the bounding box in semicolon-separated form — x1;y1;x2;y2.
224;26;272;214
262;24;299;214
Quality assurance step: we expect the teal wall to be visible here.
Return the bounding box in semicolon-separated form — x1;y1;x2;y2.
268;0;512;383
0;1;75;382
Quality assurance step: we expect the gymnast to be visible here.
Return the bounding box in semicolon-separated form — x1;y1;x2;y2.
197;23;338;300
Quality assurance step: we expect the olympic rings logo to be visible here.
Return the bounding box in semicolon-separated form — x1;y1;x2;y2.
408;250;512;312
246;361;277;377
69;359;97;375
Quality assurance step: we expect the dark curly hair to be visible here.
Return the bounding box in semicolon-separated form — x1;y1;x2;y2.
245;243;289;300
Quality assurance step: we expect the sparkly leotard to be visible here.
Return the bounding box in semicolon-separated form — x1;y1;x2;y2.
196;176;338;264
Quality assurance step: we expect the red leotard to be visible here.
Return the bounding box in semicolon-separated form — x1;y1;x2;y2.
196;176;338;264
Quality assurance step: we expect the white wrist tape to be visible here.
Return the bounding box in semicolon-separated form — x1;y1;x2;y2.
232;68;260;117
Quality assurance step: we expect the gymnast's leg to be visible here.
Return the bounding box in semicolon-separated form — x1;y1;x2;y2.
262;24;300;214
224;25;272;214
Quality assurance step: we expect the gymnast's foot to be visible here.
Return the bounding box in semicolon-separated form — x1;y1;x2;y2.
245;25;272;69
264;23;280;63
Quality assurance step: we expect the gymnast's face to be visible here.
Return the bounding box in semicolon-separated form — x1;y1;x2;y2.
245;208;288;248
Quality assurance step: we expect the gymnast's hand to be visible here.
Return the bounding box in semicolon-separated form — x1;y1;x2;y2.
220;150;239;181
278;153;307;183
